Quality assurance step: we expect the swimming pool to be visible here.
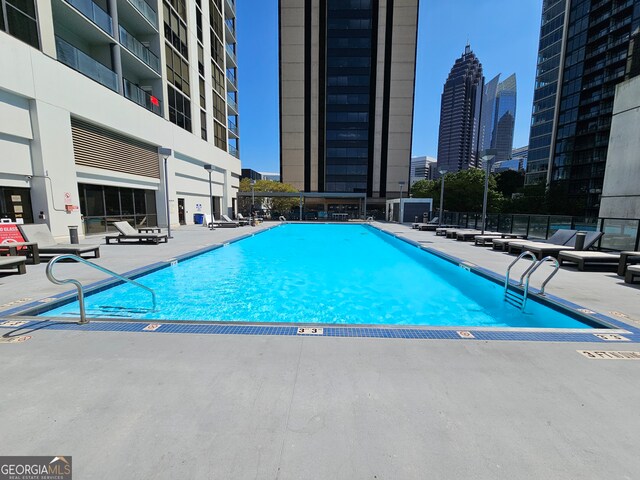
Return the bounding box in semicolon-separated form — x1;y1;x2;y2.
38;224;601;328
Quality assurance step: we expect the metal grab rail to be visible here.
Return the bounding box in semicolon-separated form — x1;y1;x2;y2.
504;251;538;294
45;254;156;324
521;256;560;310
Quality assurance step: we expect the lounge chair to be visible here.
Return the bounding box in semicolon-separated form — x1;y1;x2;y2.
511;232;603;259
617;251;640;276
235;213;250;226
207;214;239;228
221;214;241;226
558;251;620;271
412;217;438;229
446;229;477;239
474;233;527;247
0;256;27;274
18;224;100;258
106;221;168;245
493;229;577;251
625;265;640;284
456;230;500;241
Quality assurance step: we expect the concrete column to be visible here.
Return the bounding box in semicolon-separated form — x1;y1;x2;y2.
28;100;83;240
108;0;123;94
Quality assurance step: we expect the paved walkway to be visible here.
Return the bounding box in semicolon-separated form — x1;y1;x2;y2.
1;221;639;479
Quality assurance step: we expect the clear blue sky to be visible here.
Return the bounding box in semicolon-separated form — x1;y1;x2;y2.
237;0;543;172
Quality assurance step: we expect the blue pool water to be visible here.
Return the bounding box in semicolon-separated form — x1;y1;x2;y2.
40;224;596;328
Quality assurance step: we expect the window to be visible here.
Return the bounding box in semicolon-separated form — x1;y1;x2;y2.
78;184;158;234
1;0;39;48
200;110;207;140
167;85;192;132
212;92;226;124
214;122;227;151
212;64;225;97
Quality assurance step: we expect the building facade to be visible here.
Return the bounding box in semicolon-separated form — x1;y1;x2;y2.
436;44;483;174
477;73;517;164
525;0;640;216
409;155;436;184
0;0;240;238
279;0;419;211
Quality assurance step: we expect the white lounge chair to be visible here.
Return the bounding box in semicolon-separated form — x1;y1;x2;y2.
106;221;168;245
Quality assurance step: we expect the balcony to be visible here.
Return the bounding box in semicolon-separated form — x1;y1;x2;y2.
64;0;113;36
226;68;237;90
225;0;235;16
126;0;157;27
225;18;236;40
225;43;237;65
227;95;238;112
123;78;162;115
119;25;160;73
228;121;239;136
229;144;239;158
56;37;118;91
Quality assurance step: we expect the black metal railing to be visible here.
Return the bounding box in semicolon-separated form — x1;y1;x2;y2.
436;212;640;251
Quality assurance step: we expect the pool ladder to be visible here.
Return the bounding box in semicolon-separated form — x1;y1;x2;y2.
45;254;156;324
504;252;560;311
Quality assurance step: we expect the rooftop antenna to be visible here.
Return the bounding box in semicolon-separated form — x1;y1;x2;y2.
465;39;471;55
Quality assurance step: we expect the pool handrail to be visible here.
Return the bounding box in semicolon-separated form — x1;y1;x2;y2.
521;256;560;310
45;254;157;324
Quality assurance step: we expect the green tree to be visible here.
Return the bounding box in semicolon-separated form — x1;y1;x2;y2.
494;170;525;198
412;169;503;212
239;178;299;216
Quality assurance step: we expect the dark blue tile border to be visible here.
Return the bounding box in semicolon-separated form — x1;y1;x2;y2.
1;318;639;343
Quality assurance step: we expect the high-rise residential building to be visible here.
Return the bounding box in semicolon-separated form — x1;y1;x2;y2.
279;0;419;212
0;0;240;237
478;73;517;163
525;0;640;216
436;44;483;174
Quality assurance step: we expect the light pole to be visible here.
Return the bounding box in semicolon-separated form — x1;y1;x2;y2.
250;179;256;214
158;147;173;239
398;181;405;223
438;169;447;227
204;164;214;228
480;154;495;234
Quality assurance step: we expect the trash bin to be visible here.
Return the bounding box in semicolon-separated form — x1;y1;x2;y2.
68;225;79;244
193;213;204;225
575;231;586;250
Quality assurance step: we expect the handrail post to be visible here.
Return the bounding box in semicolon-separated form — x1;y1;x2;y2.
45;254;156;324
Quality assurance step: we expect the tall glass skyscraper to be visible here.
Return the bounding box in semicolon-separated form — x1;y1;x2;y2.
478;74;517;163
436;45;484;173
526;0;640;216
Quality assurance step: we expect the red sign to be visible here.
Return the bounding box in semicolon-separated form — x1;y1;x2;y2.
0;223;25;244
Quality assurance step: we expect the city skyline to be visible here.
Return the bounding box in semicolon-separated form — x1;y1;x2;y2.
237;0;541;173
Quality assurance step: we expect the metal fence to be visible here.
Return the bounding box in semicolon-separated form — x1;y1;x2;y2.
437;212;640;251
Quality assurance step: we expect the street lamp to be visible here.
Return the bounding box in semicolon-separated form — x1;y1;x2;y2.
250;179;256;215
398;181;406;223
204;164;214;228
438;169;447;227
480;154;496;234
158;147;173;239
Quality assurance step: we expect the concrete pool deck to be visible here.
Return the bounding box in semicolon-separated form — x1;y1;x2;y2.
1;221;639;479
